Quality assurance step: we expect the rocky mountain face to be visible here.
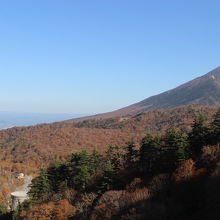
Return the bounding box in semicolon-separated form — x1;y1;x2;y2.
73;67;220;120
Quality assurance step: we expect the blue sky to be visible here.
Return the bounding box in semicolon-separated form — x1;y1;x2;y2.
0;0;220;114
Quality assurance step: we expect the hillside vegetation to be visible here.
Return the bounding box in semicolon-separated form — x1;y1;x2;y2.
6;107;220;219
0;105;218;211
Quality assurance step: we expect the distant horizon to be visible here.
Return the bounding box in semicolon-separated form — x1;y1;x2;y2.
0;111;92;130
0;110;92;116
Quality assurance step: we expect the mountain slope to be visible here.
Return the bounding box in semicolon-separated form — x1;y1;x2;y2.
136;66;220;109
73;67;220;120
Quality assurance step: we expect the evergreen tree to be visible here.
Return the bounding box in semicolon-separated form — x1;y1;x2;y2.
28;168;50;201
188;115;209;158
91;148;102;172
210;107;220;144
124;141;138;168
47;160;68;193
162;129;189;172
70;151;96;190
140;134;161;174
106;145;125;170
97;159;116;193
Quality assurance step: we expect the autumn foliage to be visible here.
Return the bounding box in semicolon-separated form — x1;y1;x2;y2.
1;105;220;219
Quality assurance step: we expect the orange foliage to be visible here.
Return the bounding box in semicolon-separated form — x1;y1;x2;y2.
172;159;195;183
19;199;75;220
53;200;75;220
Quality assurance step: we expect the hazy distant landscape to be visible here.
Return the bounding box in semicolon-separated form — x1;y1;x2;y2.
0;112;89;129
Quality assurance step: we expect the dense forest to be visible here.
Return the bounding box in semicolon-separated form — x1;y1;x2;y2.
3;107;220;219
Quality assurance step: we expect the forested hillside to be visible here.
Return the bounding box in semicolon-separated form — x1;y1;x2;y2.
0;105;218;213
7;107;220;220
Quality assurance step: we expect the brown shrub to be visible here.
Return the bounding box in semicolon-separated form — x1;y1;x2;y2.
148;174;171;195
201;145;220;168
91;186;150;220
19;199;75;220
172;159;195;183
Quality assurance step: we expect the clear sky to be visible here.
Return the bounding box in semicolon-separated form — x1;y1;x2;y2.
0;0;220;114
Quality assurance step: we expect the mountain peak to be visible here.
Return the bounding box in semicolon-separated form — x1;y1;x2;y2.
206;66;220;76
72;67;220;121
133;67;220;112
